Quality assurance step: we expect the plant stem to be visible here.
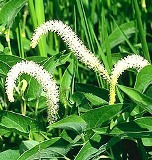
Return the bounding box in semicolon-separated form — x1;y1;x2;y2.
28;0;46;57
28;0;37;28
16;22;25;58
5;29;12;55
133;0;151;62
21;100;26;116
103;7;112;70
35;0;46;57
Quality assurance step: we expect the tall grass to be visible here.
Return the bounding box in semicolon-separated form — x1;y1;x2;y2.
0;0;151;159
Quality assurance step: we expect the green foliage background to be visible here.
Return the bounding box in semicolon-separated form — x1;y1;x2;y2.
0;0;152;159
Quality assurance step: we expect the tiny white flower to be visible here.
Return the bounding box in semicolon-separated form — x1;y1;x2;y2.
30;20;110;82
109;55;150;104
5;60;59;124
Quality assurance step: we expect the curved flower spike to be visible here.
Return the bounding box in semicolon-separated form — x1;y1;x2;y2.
31;20;110;82
109;55;150;105
5;60;59;124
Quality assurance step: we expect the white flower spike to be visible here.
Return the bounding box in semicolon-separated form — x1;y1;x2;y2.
109;54;150;105
31;20;110;82
5;60;59;124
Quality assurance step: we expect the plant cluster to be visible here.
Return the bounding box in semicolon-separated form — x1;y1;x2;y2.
0;0;152;160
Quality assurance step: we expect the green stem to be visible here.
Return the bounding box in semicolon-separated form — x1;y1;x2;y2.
103;8;112;70
35;99;39;116
28;0;46;57
16;22;25;58
47;1;54;51
21;100;26;116
111;16;138;55
28;0;37;28
35;0;46;57
80;133;85;143
133;0;151;62
5;29;12;55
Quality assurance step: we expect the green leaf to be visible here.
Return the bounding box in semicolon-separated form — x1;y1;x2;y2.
41;56;60;73
27;53;69;73
84;93;107;105
74;134;100;160
0;60;10;77
57;52;71;65
81;104;122;130
19;56;56;101
60;130;74;143
27;96;46;110
94;117;152;138
49;114;87;134
110;117;152;138
142;138;152;146
19;140;39;154
118;85;152;114
0;0;28;28
24;76;42;101
135;65;152;92
0;128;10;136
76;83;109;105
26;56;48;64
18;138;70;160
93;127;109;135
59;61;75;106
72;91;92;112
0;110;37;137
0;55;22;78
0;149;20;160
102;21;135;52
0;55;22;67
25;55;65;101
75;133;120;160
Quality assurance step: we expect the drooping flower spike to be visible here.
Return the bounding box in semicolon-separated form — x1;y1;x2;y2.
109;54;150;105
5;60;59;124
31;20;110;82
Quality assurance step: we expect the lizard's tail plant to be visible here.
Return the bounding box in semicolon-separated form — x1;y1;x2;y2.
5;60;59;124
109;54;150;105
30;20;110;82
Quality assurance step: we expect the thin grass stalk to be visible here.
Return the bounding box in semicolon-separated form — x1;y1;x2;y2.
111;16;139;55
35;0;45;25
107;0;111;8
133;0;151;62
90;1;96;23
28;0;46;57
104;27;112;70
35;0;46;57
91;26;110;74
97;4;111;73
80;4;95;53
47;1;54;51
76;0;92;50
74;6;81;83
103;8;112;70
28;0;37;28
5;29;12;55
88;22;106;87
16;22;25;58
